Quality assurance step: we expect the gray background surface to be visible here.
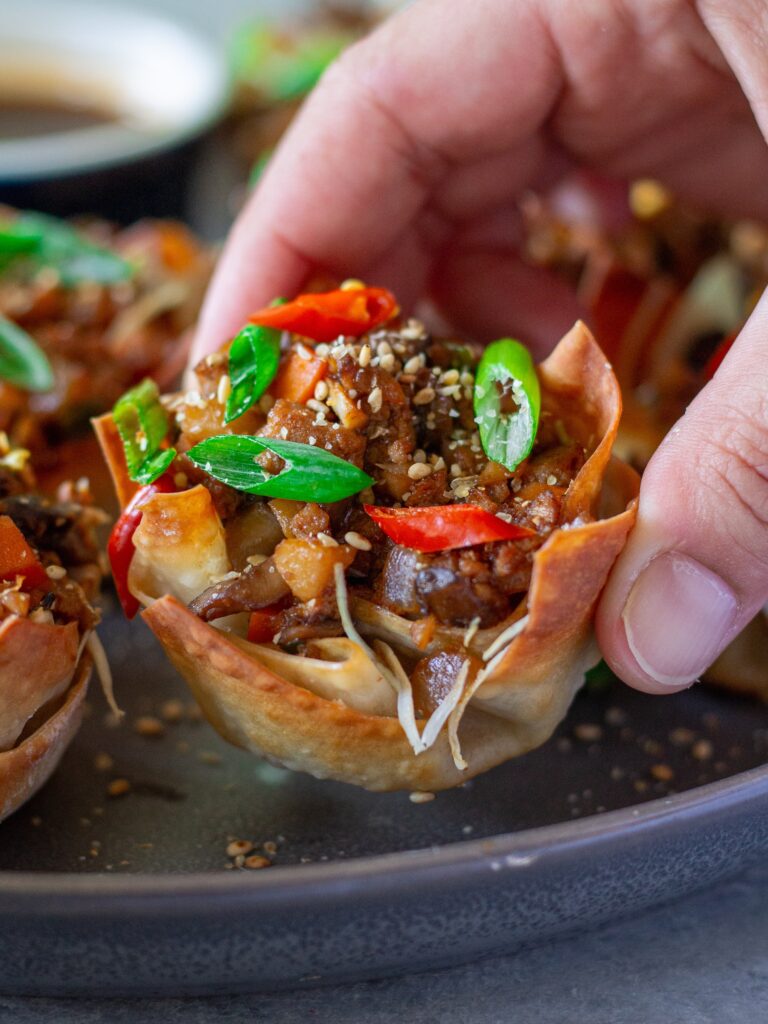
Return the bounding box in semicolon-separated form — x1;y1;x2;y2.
6;0;768;1018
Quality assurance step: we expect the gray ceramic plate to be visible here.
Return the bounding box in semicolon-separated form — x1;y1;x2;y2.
1;599;767;996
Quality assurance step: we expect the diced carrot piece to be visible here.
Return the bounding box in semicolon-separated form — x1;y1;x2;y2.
270;350;328;404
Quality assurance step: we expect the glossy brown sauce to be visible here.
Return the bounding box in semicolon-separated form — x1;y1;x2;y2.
0;99;116;139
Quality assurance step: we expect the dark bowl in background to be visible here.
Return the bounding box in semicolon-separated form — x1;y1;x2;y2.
0;2;230;222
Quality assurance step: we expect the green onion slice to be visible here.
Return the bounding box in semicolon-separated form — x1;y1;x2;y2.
0;212;132;286
474;338;541;472
187;435;373;502
0;315;54;392
113;378;176;485
225;323;281;424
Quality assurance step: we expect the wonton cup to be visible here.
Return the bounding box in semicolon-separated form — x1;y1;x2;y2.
98;321;638;791
0;616;91;821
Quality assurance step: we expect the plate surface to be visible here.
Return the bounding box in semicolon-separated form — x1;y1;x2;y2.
2;600;768;995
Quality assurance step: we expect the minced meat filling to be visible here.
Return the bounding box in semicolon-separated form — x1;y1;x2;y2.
0;446;103;632
171;318;591;641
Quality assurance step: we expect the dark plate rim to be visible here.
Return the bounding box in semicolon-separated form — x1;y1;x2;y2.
3;759;768;910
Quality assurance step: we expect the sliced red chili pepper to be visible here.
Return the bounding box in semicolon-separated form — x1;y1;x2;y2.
246;599;290;644
704;331;737;381
107;474;176;619
0;515;48;589
250;286;398;343
364;504;535;553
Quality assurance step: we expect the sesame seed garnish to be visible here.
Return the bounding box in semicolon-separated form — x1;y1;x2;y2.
107;778;131;798
546;474;558;486
344;531;372;551
45;564;67;580
413;387;435;405
296;343;315;361
450;463;461;477
306;398;326;414
438;384;462;398
377;340;393;357
409;791;435;804
358;344;372;367
379;353;396;372
340;278;365;291
413;448;427;463
317;532;339;547
246;553;267;566
226;839;254;858
134;716;165;738
368;386;383;413
244;855;272;870
315;344;330;358
278;426;289;439
496;511;513;523
403;354;424;374
217;374;232;405
408;463;433;480
401;319;426;340
313;379;329;401
432;456;446;471
440;369;460;385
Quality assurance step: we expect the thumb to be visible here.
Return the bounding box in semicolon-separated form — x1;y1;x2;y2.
596;289;768;694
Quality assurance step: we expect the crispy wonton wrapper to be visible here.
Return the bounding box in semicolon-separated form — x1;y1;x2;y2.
98;322;639;791
0;616;91;821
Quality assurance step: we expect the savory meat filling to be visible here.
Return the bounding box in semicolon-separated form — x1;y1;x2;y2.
0;438;103;632
164;311;591;644
0;211;210;458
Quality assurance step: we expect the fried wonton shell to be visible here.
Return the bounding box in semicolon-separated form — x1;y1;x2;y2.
0;621;90;822
130;322;639;791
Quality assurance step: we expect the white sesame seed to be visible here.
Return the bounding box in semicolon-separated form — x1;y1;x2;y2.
496;511;513;523
45;564;67;580
433;456;446;471
313;379;329;401
409;791;435;803
413;387;435;406
408;463;433;480
246;554;267;566
403;354;424;374
315;344;330;358
340;278;365;291
368;386;383;413
546;474;558;486
344;531;372;551
450;463;461;477
413;448;427;463
306;398;327;413
358;344;372;367
296;343;315;361
379;353;396;373
401;319;426;341
217;374;232;405
377;340;392;357
440;369;460;385
317;532;339;547
308;435;317;445
438;384;462;399
279;426;288;439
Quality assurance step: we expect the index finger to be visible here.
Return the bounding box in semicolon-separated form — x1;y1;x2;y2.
192;0;562;361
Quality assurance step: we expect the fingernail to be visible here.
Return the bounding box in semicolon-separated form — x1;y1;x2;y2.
622;552;739;687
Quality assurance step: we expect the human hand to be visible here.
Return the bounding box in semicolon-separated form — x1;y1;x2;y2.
194;0;768;693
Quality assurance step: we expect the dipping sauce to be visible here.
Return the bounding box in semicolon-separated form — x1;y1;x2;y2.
0;99;116;139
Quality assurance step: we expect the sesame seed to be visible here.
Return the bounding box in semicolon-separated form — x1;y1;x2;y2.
315;344;330;358
306;398;327;413
401;319;426;340
409;791;435;804
403;354;424;374
438;384;462;398
377;340;393;357
227;839;254;858
450;463;461;477
134;716;165;738
379;353;396;372
217;374;232;405
413;386;435;405
107;778;131;798
413;448;427;463
496;511;513;523
433;456;446;471
368;386;383;413
313;379;329;401
345;531;372;551
441;369;460;385
358;344;372;367
546;474;558;486
308;435;317;445
244;855;272;870
278;426;289;439
340;278;365;291
317;532;339;547
45;564;67;580
205;352;226;367
408;463;433;480
246;554;267;566
296;343;315;361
